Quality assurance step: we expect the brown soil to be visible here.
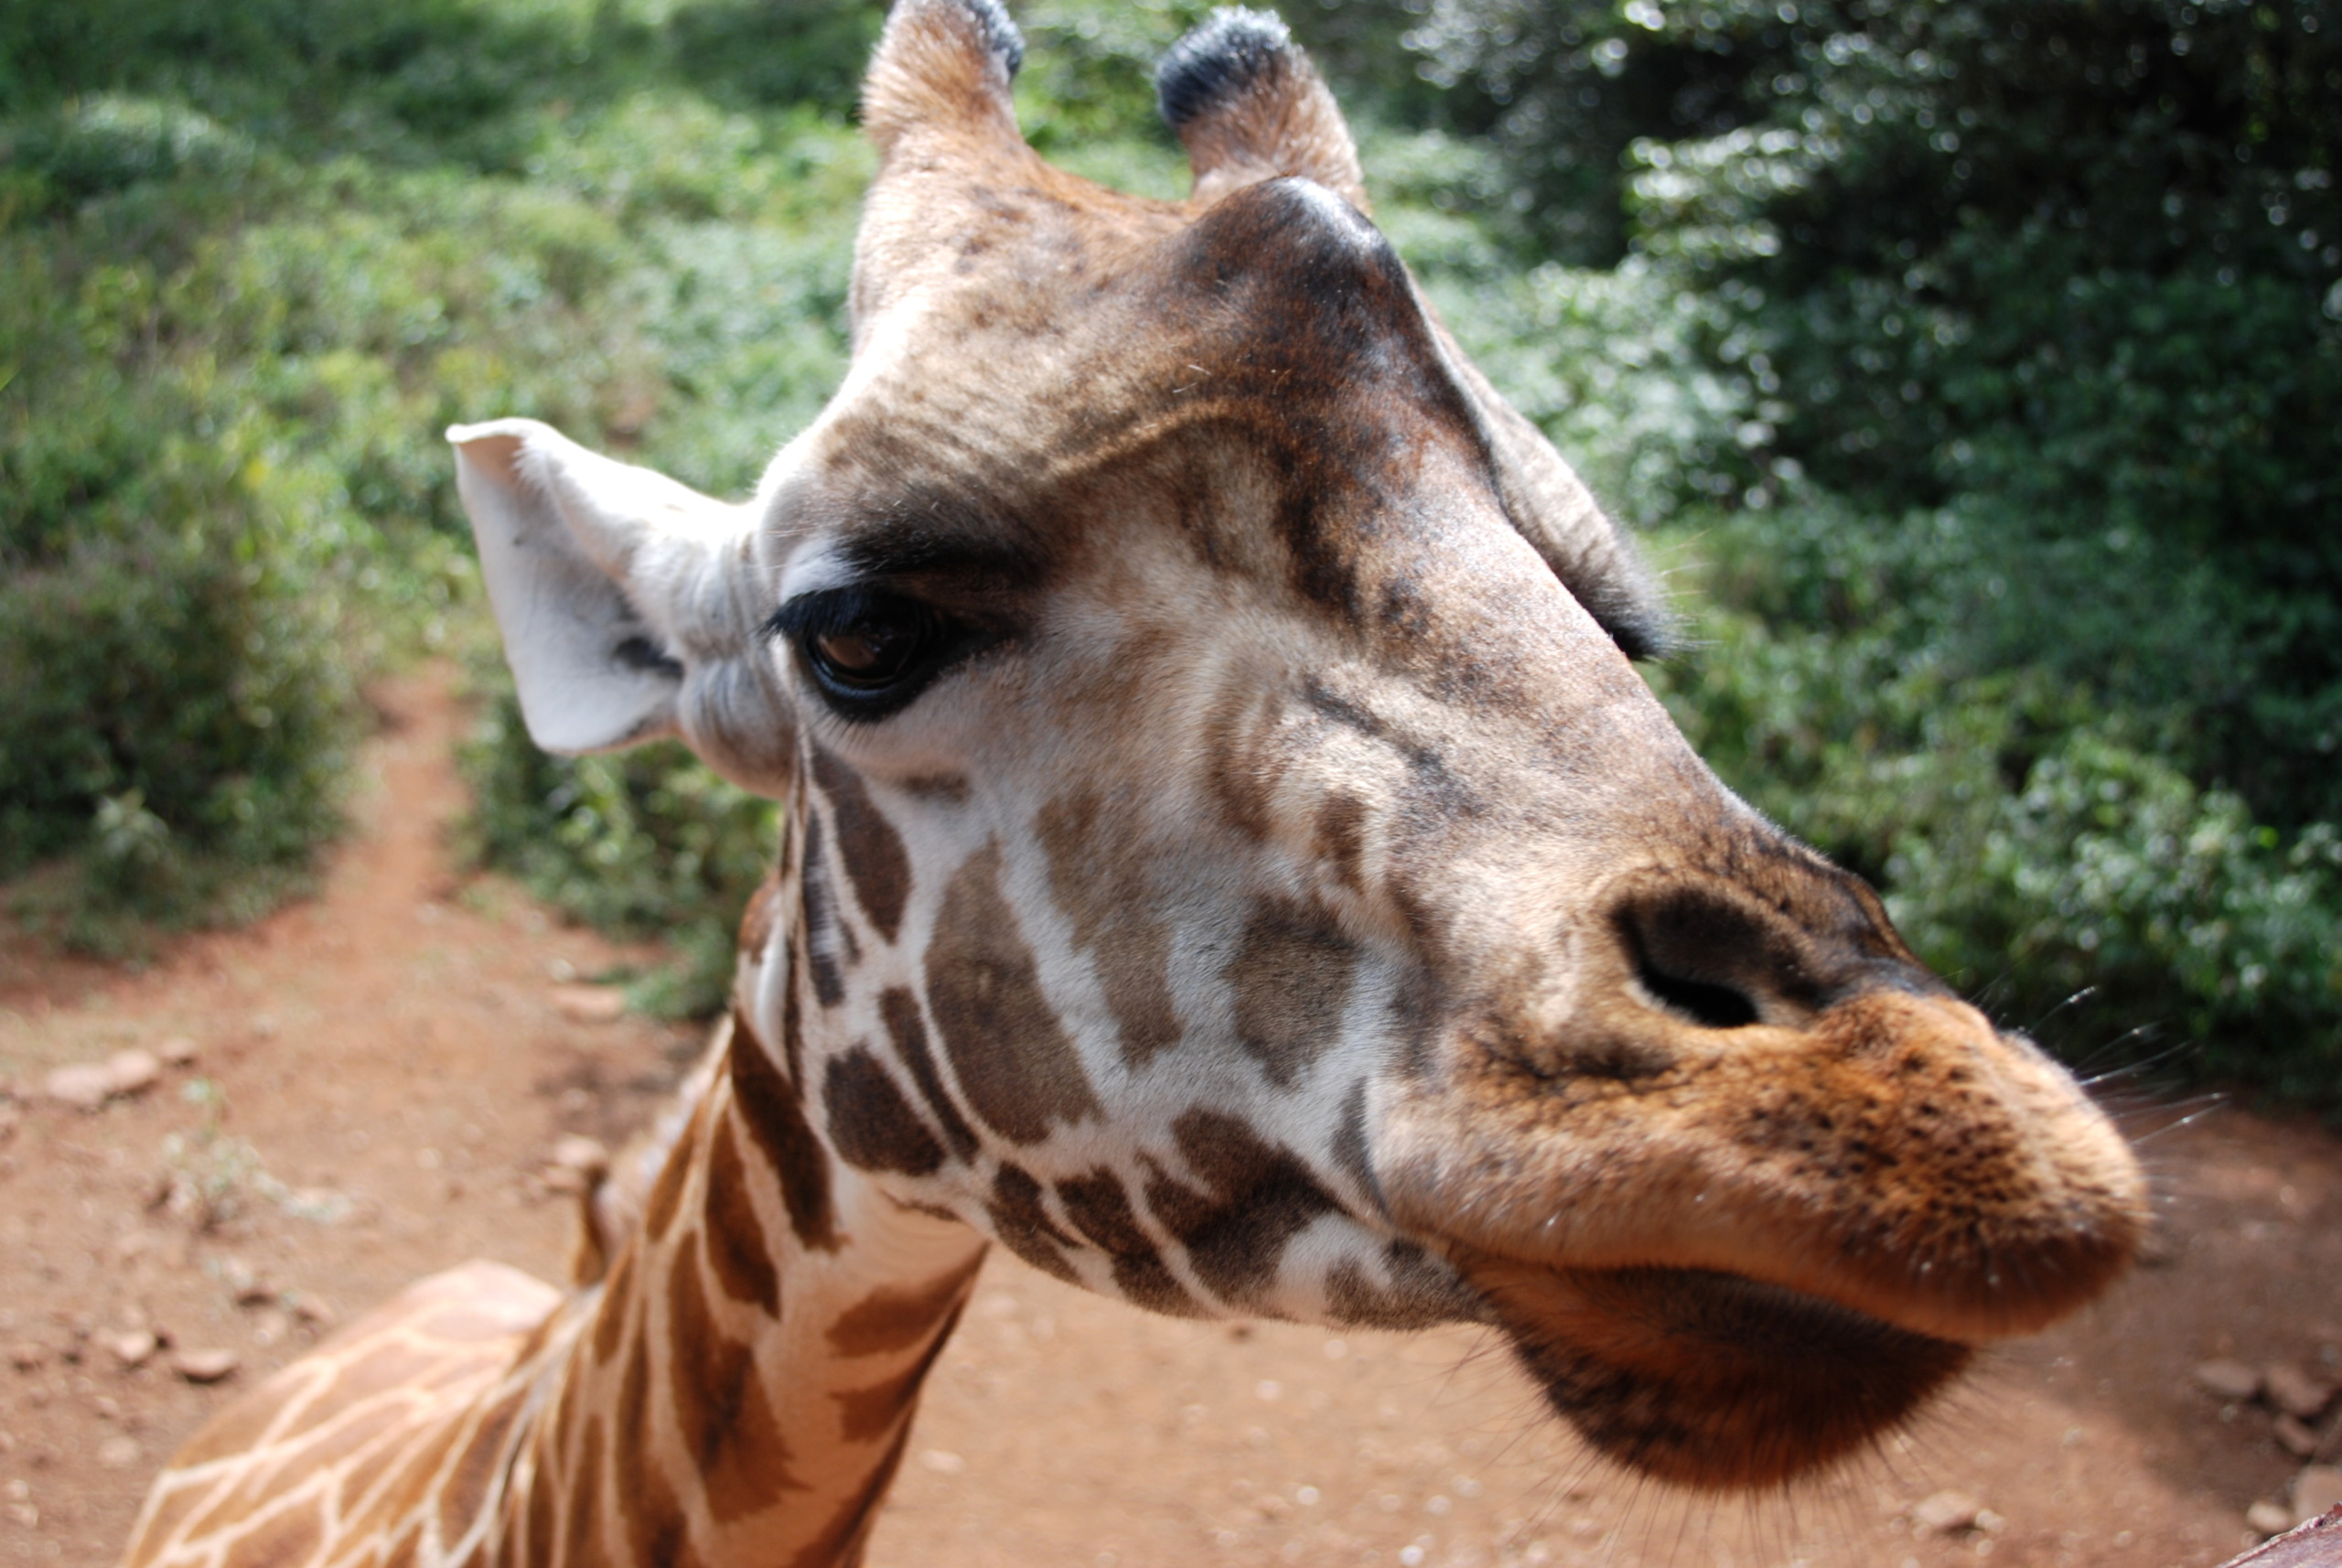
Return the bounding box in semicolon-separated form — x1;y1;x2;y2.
1;667;2336;1568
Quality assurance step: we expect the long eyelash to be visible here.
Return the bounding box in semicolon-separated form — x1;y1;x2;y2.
763;585;882;644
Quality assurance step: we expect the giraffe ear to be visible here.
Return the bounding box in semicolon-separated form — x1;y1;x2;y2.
448;418;798;791
861;0;1025;160
1158;10;1368;212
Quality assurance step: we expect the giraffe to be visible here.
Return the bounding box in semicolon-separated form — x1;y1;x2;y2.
121;4;2151;1564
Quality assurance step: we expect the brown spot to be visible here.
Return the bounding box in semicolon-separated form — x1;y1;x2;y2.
926;842;1101;1144
379;1524;423;1568
985;1162;1080;1282
666;1255;807;1525
522;1426;559;1568
122;1477;207;1561
1057;1168;1205;1316
1314;791;1368;890
333;1410;467;1543
832;1298;970;1442
1326;1241;1474;1329
167;1372;295;1466
730;1010;840;1252
591;1249;636;1365
800;811;848;1007
615;1329;650;1465
1201;684;1275;842
737;864;786;961
1145;1111;1338;1307
703;1114;783;1315
641;1097;704;1246
438;1384;529;1541
784;1421;915;1568
813;746;914;942
619;1434;699;1568
824;1047;946;1176
1227;897;1356;1087
883;987;981;1160
1036;791;1182;1069
827;1249;986;1358
231;1497;327;1568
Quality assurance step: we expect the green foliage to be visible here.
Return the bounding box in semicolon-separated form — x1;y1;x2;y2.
0;0;876;944
460;685;780;1016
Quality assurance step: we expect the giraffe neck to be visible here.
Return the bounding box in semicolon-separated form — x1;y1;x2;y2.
493;1000;988;1567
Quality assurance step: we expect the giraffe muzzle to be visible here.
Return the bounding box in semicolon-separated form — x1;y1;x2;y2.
1372;881;2149;1486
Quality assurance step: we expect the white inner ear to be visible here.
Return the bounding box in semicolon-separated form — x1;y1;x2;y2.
450;418;728;756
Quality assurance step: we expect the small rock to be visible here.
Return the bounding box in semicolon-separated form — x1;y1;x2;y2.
2250;1499;2298;1537
102;1049;160;1099
156;1037;199;1068
2278;1413;2322;1458
5;1344;44;1372
5;1502;36;1529
288;1293;335;1327
919;1449;967;1476
549;984;627;1025
2295;1465;2342;1525
95;1436;140;1469
219;1257;272;1306
170;1348;240;1385
2198;1359;2264;1401
41;1063;114;1112
1910;1489;1982;1535
103;1330;157;1369
2268;1363;2337;1421
549;1134;609;1175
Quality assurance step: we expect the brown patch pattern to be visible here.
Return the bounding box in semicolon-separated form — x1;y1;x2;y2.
882;986;981;1161
984;1162;1080;1282
813;746;914;943
664;1253;805;1524
1146;1110;1339;1307
703;1115;783;1315
729;1007;840;1252
827;1250;987;1358
831;1298;971;1444
822;1047;946;1176
925;842;1101;1144
1036;791;1182;1068
1226;897;1356;1087
1057;1167;1204;1316
799;811;849;1007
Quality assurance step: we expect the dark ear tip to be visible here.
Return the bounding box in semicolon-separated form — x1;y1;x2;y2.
1156;7;1295;130
951;0;1025;79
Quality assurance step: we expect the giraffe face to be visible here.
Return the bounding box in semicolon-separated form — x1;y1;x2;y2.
452;0;2146;1491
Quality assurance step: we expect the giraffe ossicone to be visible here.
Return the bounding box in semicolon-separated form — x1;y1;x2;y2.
124;2;2149;1563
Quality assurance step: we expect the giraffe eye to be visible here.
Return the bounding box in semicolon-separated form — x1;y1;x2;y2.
771;587;958;717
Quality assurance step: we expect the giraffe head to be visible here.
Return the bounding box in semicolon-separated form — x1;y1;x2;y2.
450;0;2146;1492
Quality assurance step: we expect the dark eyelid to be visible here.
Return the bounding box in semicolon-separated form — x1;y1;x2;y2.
836;515;1044;592
762;586;882;645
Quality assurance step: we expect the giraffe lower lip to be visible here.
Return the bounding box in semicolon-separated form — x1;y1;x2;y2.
1461;1254;1973;1489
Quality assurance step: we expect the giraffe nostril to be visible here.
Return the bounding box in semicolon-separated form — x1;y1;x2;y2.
1608;879;1827;1032
1633;957;1761;1030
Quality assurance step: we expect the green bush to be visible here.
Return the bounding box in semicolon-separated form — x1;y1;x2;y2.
459;685;782;1016
0;231;356;940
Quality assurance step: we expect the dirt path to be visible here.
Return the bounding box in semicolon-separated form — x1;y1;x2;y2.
0;668;2335;1568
